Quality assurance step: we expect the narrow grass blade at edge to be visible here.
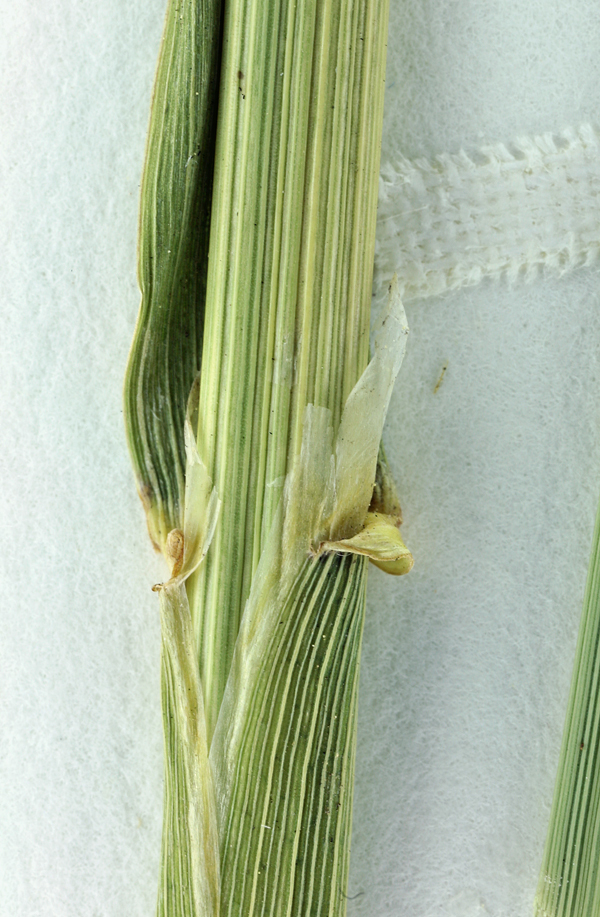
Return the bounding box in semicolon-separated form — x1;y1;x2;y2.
535;493;600;916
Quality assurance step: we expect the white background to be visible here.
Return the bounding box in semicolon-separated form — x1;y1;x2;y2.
2;1;600;915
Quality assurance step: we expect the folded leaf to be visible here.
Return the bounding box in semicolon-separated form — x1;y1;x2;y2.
124;0;223;551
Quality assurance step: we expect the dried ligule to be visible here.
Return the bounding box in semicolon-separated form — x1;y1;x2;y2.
166;528;185;575
314;511;413;575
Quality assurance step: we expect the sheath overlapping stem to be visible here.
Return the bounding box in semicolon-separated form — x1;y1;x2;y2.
187;0;390;740
125;0;401;913
215;553;368;917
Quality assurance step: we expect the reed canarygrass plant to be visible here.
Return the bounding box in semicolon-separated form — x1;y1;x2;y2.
535;496;600;917
125;0;412;914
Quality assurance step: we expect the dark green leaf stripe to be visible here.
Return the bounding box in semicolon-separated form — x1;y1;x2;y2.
125;0;222;550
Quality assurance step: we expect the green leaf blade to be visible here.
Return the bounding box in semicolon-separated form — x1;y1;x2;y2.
125;0;222;551
536;495;600;917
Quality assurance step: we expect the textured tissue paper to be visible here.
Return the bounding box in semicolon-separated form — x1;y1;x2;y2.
2;1;600;915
